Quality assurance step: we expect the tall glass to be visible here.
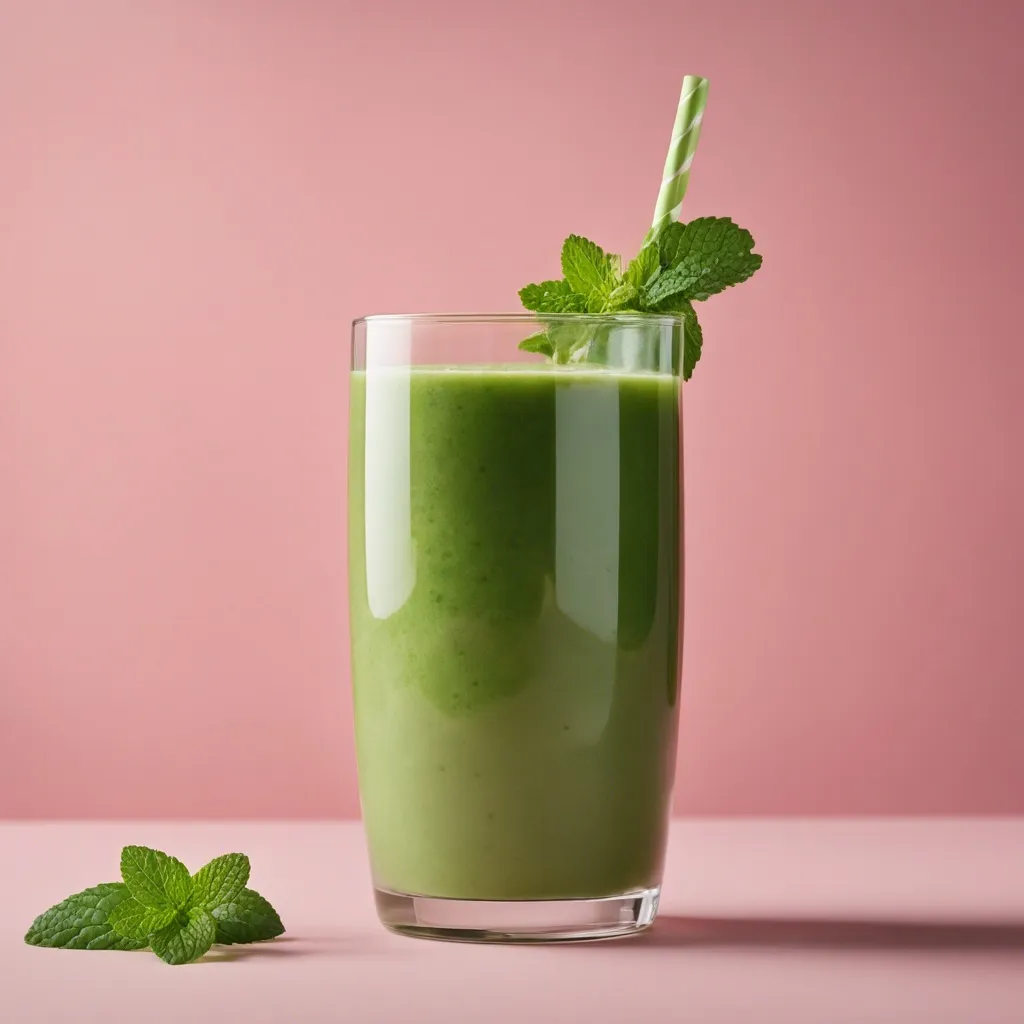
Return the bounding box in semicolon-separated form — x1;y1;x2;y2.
348;313;683;942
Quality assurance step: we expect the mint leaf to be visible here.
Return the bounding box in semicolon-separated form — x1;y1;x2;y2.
189;853;250;912
605;281;639;311
120;846;192;911
561;235;616;301
671;299;704;380
644;259;706;308
640;293;703;379
623;244;661;292
656;220;687;268
24;883;148;951
518;280;586;314
521;321;604;363
654;216;761;300
548;320;598;364
108;898;177;941
150;908;216;966
519;331;554;357
212;888;285;945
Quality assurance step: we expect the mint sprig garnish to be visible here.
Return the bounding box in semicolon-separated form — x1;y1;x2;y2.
517;216;761;379
24;846;284;965
653;217;761;301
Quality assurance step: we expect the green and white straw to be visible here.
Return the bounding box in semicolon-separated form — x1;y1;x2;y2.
651;75;709;233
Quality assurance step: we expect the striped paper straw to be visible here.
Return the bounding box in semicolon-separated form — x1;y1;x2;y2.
651;75;709;233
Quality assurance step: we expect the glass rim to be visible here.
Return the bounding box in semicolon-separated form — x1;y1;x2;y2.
353;312;684;328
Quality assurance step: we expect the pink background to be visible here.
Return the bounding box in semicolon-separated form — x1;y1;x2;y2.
1;0;1021;819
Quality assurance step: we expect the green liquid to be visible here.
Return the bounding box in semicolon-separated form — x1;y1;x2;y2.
349;366;681;900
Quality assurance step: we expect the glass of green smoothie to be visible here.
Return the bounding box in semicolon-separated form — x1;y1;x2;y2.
349;74;761;942
349;313;683;942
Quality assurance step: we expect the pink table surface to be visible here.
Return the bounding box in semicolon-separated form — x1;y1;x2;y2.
3;819;1023;1024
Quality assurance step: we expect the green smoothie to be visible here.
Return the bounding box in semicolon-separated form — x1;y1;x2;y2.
349;365;681;901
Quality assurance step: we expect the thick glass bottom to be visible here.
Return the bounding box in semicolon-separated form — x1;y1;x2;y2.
374;885;660;943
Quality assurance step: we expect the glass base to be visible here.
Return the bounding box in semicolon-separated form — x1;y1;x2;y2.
374;886;660;943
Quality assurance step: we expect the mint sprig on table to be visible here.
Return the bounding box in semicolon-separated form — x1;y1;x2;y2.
518;74;762;379
24;845;284;965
